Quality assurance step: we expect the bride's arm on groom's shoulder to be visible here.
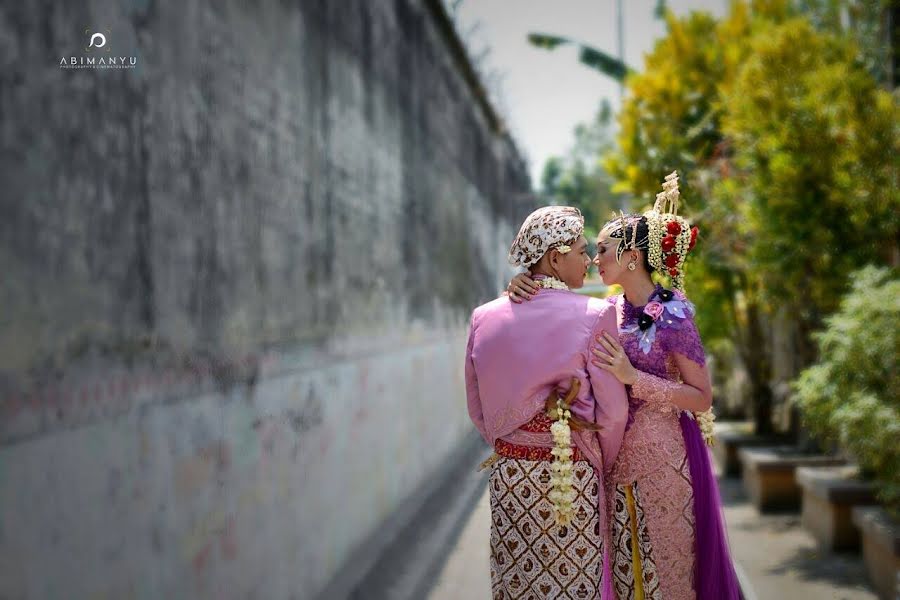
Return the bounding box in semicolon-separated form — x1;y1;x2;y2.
505;271;538;303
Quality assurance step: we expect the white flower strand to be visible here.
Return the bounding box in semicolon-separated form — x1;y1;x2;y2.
537;276;570;291
549;399;577;527
646;209;665;271
694;409;716;447
645;171;693;290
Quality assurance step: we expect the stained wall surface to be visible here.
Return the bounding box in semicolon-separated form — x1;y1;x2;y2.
0;1;533;597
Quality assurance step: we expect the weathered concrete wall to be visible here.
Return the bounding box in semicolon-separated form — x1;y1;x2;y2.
0;0;532;597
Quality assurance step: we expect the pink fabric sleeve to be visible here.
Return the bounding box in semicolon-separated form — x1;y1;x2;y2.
630;363;713;413
464;314;490;445
584;304;629;472
630;370;680;405
661;308;706;367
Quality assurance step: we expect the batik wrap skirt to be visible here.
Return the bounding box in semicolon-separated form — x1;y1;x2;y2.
489;454;603;600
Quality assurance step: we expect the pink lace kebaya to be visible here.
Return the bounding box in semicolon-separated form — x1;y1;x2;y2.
602;285;741;600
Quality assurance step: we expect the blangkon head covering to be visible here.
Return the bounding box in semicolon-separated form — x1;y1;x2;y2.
508;206;584;268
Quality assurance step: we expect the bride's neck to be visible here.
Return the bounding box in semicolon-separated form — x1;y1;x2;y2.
620;275;657;306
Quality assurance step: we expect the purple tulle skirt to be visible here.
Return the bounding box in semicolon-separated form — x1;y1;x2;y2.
680;412;742;599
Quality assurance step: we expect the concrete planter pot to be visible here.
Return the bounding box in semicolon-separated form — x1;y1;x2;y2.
851;506;900;600
796;465;877;551
712;425;792;478
738;446;845;512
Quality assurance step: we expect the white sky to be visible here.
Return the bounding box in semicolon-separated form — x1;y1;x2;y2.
453;0;728;185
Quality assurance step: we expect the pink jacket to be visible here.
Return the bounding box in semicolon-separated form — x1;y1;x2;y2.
465;288;629;473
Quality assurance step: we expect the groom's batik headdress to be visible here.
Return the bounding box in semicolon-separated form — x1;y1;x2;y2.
508;206;584;268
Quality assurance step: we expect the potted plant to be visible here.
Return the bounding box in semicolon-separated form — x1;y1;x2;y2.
793;267;899;597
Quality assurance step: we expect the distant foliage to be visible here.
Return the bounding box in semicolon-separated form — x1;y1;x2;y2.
793;267;900;517
602;1;899;434
540;100;625;237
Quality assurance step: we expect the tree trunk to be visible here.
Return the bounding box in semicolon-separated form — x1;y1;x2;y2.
730;274;775;435
751;379;774;436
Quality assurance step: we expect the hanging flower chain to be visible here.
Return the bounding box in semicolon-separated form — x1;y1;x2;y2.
537;276;569;291
694;409;716;447
549;398;577;527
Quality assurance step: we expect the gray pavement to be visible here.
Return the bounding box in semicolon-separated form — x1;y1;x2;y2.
427;465;879;600
428;486;492;599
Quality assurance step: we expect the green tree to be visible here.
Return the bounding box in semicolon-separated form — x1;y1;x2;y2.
604;1;793;432
604;0;899;433
721;16;899;364
797;0;897;86
540;101;625;236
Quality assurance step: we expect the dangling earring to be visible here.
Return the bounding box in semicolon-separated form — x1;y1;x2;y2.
628;253;637;271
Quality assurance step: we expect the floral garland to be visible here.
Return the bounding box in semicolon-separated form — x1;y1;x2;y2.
622;287;716;446
644;172;698;291
645;211;697;290
549;398;576;526
694;409;716;447
536;276;569;291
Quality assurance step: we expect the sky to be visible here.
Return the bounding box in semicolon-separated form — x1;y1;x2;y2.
452;0;729;185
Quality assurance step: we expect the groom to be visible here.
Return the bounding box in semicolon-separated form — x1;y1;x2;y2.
465;205;628;598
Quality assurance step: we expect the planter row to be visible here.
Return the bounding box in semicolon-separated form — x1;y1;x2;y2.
715;428;899;600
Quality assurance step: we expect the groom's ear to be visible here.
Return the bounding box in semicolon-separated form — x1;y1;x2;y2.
548;248;561;269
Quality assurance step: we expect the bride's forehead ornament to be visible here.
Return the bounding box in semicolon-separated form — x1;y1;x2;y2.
602;212;644;265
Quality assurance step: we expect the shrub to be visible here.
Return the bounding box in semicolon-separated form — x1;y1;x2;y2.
793;266;900;517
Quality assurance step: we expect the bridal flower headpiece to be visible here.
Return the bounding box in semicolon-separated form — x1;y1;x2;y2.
643;171;698;290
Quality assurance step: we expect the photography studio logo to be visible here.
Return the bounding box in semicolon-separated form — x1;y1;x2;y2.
59;27;137;69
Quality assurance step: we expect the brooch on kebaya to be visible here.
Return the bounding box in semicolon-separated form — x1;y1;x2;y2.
622;288;695;354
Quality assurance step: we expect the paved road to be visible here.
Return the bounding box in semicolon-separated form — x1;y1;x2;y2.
427;470;878;600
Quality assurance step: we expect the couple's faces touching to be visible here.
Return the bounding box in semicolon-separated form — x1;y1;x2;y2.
545;228;645;289
550;235;591;289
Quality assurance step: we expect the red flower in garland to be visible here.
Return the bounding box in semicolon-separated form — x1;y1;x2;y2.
665;253;680;268
689;226;699;250
668;267;679;276
667;221;682;235
661;235;677;252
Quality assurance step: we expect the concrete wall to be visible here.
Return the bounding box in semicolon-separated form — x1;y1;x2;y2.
0;1;533;597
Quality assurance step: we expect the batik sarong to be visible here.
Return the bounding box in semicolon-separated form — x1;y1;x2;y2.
489;454;603;600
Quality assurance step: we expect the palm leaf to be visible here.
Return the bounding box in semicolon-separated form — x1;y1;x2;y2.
527;32;634;82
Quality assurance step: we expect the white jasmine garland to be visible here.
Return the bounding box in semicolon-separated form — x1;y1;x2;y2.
644;171;694;290
646;210;664;271
537;277;570;291
549;403;577;526
694;409;716;446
